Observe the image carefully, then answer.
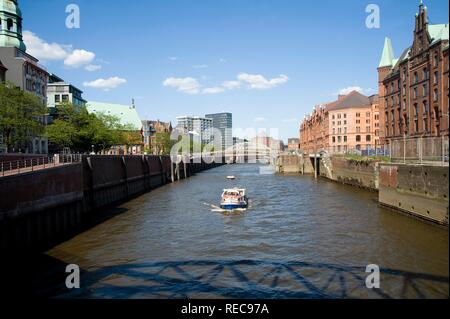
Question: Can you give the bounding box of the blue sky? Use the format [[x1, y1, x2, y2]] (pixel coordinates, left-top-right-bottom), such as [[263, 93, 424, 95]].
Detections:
[[21, 0, 449, 142]]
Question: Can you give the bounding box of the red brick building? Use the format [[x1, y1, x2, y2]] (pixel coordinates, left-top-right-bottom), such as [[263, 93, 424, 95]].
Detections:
[[299, 91, 380, 154], [378, 2, 449, 144]]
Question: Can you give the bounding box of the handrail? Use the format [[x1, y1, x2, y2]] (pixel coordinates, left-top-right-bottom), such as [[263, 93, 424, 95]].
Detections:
[[0, 154, 83, 177]]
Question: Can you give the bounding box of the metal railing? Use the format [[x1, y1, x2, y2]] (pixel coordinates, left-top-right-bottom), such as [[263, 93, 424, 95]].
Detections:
[[308, 136, 449, 166], [389, 136, 449, 165], [0, 154, 83, 177]]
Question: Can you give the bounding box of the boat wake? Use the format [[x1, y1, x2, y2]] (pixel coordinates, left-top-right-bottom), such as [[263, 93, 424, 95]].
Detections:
[[203, 202, 251, 214]]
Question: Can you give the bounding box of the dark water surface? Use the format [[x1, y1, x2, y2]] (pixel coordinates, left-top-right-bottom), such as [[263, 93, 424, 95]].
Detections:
[[46, 164, 449, 299]]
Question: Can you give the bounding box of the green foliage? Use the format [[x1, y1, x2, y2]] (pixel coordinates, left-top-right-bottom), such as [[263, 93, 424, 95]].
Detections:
[[45, 102, 142, 153], [0, 81, 47, 152]]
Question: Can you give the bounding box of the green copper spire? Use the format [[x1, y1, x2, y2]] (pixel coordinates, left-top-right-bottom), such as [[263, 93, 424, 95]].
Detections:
[[378, 37, 395, 68], [0, 0, 27, 52]]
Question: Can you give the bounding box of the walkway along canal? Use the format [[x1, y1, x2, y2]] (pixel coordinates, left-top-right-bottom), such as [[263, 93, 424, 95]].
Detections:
[[25, 164, 449, 299]]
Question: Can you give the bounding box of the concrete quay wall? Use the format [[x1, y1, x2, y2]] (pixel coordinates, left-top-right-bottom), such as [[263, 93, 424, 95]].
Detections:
[[0, 155, 224, 252], [320, 157, 379, 191], [378, 163, 449, 226]]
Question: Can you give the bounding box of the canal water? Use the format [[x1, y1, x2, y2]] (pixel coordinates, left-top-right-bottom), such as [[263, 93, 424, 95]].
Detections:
[[46, 164, 448, 299]]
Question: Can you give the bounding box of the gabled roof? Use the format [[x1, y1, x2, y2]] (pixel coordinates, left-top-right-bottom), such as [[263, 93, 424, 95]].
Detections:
[[87, 101, 142, 130], [379, 37, 395, 68], [327, 91, 372, 111], [428, 24, 449, 45]]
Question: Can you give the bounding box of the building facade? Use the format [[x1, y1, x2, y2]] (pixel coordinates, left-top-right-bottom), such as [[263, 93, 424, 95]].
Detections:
[[300, 91, 380, 154], [176, 116, 213, 145], [142, 120, 173, 154], [0, 0, 49, 154], [287, 138, 300, 152], [378, 2, 449, 144], [205, 112, 233, 151], [47, 74, 86, 109]]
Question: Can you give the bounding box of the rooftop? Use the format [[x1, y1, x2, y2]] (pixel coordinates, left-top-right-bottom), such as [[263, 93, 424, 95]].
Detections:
[[86, 101, 142, 130]]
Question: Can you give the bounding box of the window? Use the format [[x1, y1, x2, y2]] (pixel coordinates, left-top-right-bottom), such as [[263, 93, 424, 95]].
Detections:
[[343, 114, 347, 119], [7, 19, 13, 31], [414, 87, 418, 99], [356, 135, 361, 142], [332, 115, 335, 120], [366, 112, 370, 117], [366, 135, 371, 142], [423, 68, 429, 80], [343, 120, 347, 125], [62, 94, 69, 102], [366, 119, 370, 124], [414, 72, 419, 83], [344, 127, 347, 134], [366, 126, 371, 133], [344, 136, 347, 143], [434, 89, 438, 101], [356, 113, 361, 118], [423, 83, 428, 96], [356, 127, 361, 133], [337, 114, 341, 119], [55, 95, 60, 103], [434, 54, 439, 67], [356, 120, 360, 124], [414, 104, 419, 116], [332, 136, 336, 143], [338, 136, 342, 143], [424, 101, 428, 114], [434, 71, 438, 84]]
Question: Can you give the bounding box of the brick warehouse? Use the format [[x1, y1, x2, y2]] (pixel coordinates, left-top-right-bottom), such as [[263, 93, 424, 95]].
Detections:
[[377, 2, 449, 144], [299, 91, 380, 154]]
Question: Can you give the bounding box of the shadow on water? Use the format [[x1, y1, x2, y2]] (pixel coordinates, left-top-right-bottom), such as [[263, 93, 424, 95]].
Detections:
[[4, 256, 446, 299]]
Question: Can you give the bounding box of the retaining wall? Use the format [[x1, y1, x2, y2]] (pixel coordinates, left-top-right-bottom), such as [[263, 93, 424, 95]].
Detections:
[[378, 163, 449, 226], [0, 155, 224, 252]]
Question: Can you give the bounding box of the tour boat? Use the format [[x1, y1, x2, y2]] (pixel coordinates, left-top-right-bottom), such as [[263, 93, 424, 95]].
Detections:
[[220, 188, 248, 210], [226, 176, 236, 180]]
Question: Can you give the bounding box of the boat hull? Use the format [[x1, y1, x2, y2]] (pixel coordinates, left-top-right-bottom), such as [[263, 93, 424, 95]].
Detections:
[[220, 203, 248, 210]]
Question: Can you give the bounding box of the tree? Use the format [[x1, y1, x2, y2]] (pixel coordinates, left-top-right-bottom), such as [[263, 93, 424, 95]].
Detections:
[[45, 102, 126, 153], [0, 81, 47, 153]]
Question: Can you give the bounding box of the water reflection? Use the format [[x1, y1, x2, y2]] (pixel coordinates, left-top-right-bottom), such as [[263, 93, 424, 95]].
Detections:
[[47, 164, 449, 298]]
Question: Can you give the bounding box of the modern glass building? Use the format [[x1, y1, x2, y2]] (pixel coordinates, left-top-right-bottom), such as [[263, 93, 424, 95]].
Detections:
[[205, 112, 233, 151]]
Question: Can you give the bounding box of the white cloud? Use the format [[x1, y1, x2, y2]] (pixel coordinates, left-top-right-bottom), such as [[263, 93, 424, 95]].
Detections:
[[64, 49, 96, 68], [23, 31, 70, 61], [219, 58, 227, 63], [83, 77, 127, 91], [202, 87, 225, 94], [163, 77, 201, 95], [192, 64, 208, 69], [85, 64, 102, 72], [254, 117, 267, 123], [169, 56, 178, 61], [283, 118, 299, 123], [222, 80, 241, 90], [237, 73, 289, 90], [336, 86, 376, 96], [337, 86, 364, 95]]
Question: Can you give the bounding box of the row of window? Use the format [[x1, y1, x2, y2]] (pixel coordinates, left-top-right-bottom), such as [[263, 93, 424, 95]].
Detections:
[[332, 135, 372, 143], [54, 94, 69, 103]]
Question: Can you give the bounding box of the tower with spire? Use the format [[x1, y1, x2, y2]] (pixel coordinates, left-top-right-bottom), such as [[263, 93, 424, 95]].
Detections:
[[0, 0, 26, 52], [377, 0, 449, 144]]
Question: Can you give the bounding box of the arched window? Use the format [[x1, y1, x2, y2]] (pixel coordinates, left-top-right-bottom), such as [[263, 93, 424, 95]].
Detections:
[[356, 135, 361, 142], [7, 19, 13, 31], [366, 135, 371, 142]]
